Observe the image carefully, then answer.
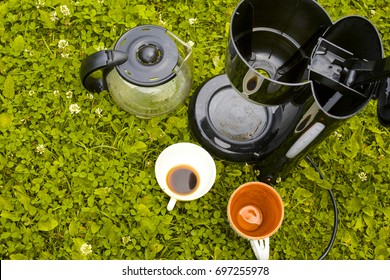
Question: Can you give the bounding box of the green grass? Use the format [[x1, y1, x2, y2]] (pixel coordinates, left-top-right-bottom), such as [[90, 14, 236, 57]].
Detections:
[[0, 0, 389, 260]]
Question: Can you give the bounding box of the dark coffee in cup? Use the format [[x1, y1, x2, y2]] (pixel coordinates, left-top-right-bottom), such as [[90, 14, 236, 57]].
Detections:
[[155, 142, 216, 211], [166, 165, 200, 195]]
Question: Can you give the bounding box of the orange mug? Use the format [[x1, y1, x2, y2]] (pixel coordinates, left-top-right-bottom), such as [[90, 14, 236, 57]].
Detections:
[[227, 182, 284, 259]]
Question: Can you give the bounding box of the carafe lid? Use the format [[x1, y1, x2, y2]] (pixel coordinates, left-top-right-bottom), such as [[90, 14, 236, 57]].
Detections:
[[114, 25, 179, 87]]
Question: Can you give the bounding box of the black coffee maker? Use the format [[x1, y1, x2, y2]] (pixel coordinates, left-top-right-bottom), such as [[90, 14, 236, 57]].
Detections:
[[189, 0, 390, 183]]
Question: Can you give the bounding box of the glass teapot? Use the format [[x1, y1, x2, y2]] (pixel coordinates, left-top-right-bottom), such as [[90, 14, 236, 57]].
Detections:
[[80, 25, 193, 118]]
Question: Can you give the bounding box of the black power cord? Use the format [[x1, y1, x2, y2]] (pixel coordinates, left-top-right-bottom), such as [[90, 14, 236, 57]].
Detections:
[[305, 155, 339, 260]]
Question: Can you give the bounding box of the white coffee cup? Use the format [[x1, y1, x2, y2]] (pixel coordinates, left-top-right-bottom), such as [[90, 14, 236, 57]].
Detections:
[[155, 142, 216, 211]]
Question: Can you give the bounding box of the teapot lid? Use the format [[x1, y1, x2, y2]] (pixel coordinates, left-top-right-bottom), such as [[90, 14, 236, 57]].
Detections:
[[114, 25, 179, 87]]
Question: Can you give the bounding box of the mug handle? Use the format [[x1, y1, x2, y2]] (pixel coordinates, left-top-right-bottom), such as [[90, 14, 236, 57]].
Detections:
[[79, 50, 128, 93], [167, 197, 177, 211], [250, 238, 270, 260]]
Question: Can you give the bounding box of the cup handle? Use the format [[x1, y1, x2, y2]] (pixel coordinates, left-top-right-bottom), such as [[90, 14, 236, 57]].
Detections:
[[167, 197, 177, 211], [250, 238, 270, 260]]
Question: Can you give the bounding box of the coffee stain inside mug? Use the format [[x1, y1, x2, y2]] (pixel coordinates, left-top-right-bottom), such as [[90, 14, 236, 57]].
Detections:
[[166, 164, 200, 195], [237, 205, 263, 232]]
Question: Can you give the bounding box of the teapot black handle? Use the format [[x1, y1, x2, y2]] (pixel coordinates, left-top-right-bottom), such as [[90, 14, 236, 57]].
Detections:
[[80, 50, 128, 93]]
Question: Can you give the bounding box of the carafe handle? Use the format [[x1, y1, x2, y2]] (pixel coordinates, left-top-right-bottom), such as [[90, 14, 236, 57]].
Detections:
[[80, 50, 128, 93]]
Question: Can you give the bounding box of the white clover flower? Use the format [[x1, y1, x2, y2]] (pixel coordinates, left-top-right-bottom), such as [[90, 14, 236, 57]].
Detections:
[[87, 93, 94, 99], [61, 52, 70, 58], [58, 39, 69, 49], [66, 91, 73, 99], [80, 243, 92, 256], [24, 49, 33, 57], [36, 144, 45, 154], [122, 236, 131, 245], [189, 18, 197, 25], [212, 56, 221, 67], [28, 90, 36, 96], [95, 108, 103, 118], [60, 5, 71, 16], [95, 45, 105, 52], [50, 11, 58, 22], [187, 40, 195, 47], [69, 104, 81, 114], [98, 0, 104, 4], [158, 13, 167, 26], [332, 131, 342, 139], [35, 0, 45, 9], [358, 172, 367, 182], [53, 90, 60, 96]]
